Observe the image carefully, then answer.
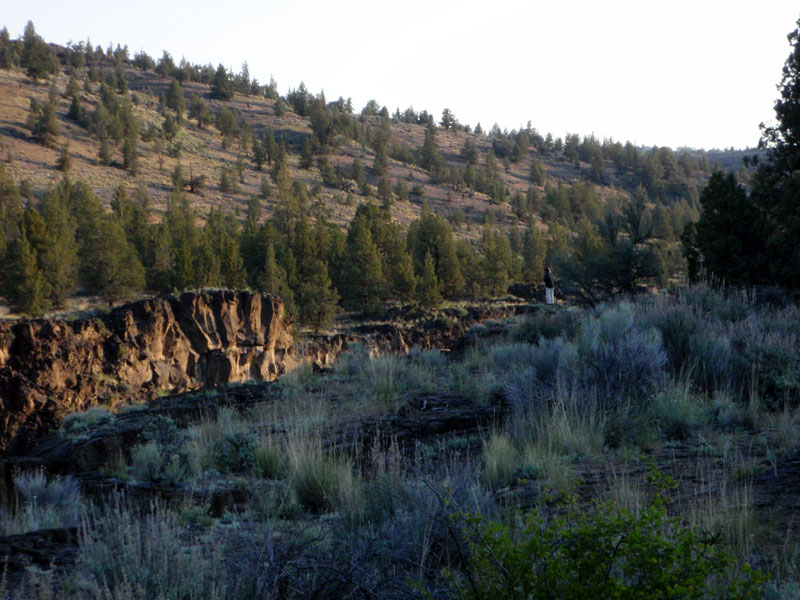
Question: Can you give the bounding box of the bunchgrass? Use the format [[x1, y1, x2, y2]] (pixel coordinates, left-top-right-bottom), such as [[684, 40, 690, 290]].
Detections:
[[481, 432, 519, 488]]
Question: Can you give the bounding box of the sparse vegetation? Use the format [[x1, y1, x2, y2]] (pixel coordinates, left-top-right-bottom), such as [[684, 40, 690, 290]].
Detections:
[[1, 15, 800, 600]]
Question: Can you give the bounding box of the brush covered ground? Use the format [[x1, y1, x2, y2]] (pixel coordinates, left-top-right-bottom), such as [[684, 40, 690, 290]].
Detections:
[[1, 284, 799, 599], [0, 47, 735, 237]]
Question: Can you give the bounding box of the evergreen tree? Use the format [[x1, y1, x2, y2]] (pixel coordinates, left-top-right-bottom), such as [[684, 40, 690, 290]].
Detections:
[[79, 214, 144, 305], [122, 128, 139, 175], [688, 172, 765, 284], [340, 216, 386, 311], [98, 138, 113, 166], [298, 258, 339, 331], [373, 139, 389, 179], [256, 240, 295, 316], [165, 79, 186, 123], [478, 225, 513, 297], [752, 17, 800, 288], [387, 246, 416, 302], [521, 223, 547, 284], [528, 157, 546, 185], [20, 21, 57, 81], [193, 229, 221, 287], [416, 251, 441, 307], [67, 95, 88, 126], [440, 108, 456, 130], [407, 208, 464, 296], [211, 64, 234, 100], [460, 138, 479, 164], [27, 85, 59, 147], [2, 228, 50, 316], [420, 123, 443, 173], [56, 142, 72, 172], [155, 51, 176, 78], [300, 136, 315, 169], [309, 97, 334, 148], [0, 167, 23, 272], [204, 208, 246, 288], [252, 135, 267, 170], [263, 129, 278, 166], [112, 183, 151, 264], [188, 95, 212, 129], [378, 177, 393, 211], [38, 183, 79, 308], [0, 27, 17, 69], [351, 156, 368, 194]]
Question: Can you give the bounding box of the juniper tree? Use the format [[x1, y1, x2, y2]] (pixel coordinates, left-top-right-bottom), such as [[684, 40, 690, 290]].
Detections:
[[252, 135, 267, 170], [521, 222, 546, 284], [56, 142, 72, 172], [27, 84, 59, 147], [165, 79, 186, 123], [461, 138, 479, 165], [528, 157, 546, 185], [38, 184, 79, 308], [256, 240, 295, 315], [407, 208, 464, 296], [122, 129, 139, 175], [211, 64, 234, 100], [478, 225, 513, 297], [416, 251, 441, 307], [20, 21, 57, 81], [2, 227, 50, 316], [298, 258, 339, 331], [0, 27, 16, 69], [340, 215, 386, 311], [188, 95, 211, 129], [300, 136, 315, 169]]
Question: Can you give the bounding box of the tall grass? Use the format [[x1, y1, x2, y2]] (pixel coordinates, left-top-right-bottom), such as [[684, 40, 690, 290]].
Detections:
[[1, 469, 81, 534], [75, 495, 226, 599], [481, 432, 518, 488], [284, 432, 361, 513]]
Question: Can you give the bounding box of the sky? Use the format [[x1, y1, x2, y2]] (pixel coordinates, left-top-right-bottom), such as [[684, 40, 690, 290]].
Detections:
[[3, 1, 798, 150]]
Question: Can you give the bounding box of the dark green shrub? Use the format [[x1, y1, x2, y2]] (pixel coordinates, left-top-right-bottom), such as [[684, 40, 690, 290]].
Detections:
[[450, 472, 763, 599]]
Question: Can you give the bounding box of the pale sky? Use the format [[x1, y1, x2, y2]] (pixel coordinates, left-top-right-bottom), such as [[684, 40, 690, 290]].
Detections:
[[3, 1, 798, 150]]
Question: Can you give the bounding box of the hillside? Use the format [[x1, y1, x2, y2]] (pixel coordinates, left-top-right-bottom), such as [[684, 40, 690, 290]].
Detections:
[[0, 40, 746, 235], [0, 26, 773, 328]]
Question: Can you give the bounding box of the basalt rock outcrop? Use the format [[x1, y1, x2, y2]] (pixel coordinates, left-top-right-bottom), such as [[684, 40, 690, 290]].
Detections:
[[303, 300, 534, 368], [0, 290, 294, 456]]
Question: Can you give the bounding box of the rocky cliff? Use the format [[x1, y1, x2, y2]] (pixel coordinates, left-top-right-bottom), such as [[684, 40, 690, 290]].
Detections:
[[0, 290, 294, 455]]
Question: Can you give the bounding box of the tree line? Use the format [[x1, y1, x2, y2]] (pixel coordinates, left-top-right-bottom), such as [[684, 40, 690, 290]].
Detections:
[[683, 17, 800, 291], [0, 155, 688, 323]]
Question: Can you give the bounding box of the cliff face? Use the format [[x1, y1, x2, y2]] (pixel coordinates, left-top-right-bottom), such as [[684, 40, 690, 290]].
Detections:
[[0, 290, 295, 455]]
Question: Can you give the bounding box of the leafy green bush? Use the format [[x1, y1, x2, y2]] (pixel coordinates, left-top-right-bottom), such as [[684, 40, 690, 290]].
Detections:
[[450, 472, 763, 599]]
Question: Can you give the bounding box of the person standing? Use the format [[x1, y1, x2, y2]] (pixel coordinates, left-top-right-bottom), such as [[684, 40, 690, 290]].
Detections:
[[544, 267, 555, 305]]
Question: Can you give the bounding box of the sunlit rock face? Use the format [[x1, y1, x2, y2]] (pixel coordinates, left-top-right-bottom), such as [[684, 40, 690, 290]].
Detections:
[[0, 290, 295, 455]]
